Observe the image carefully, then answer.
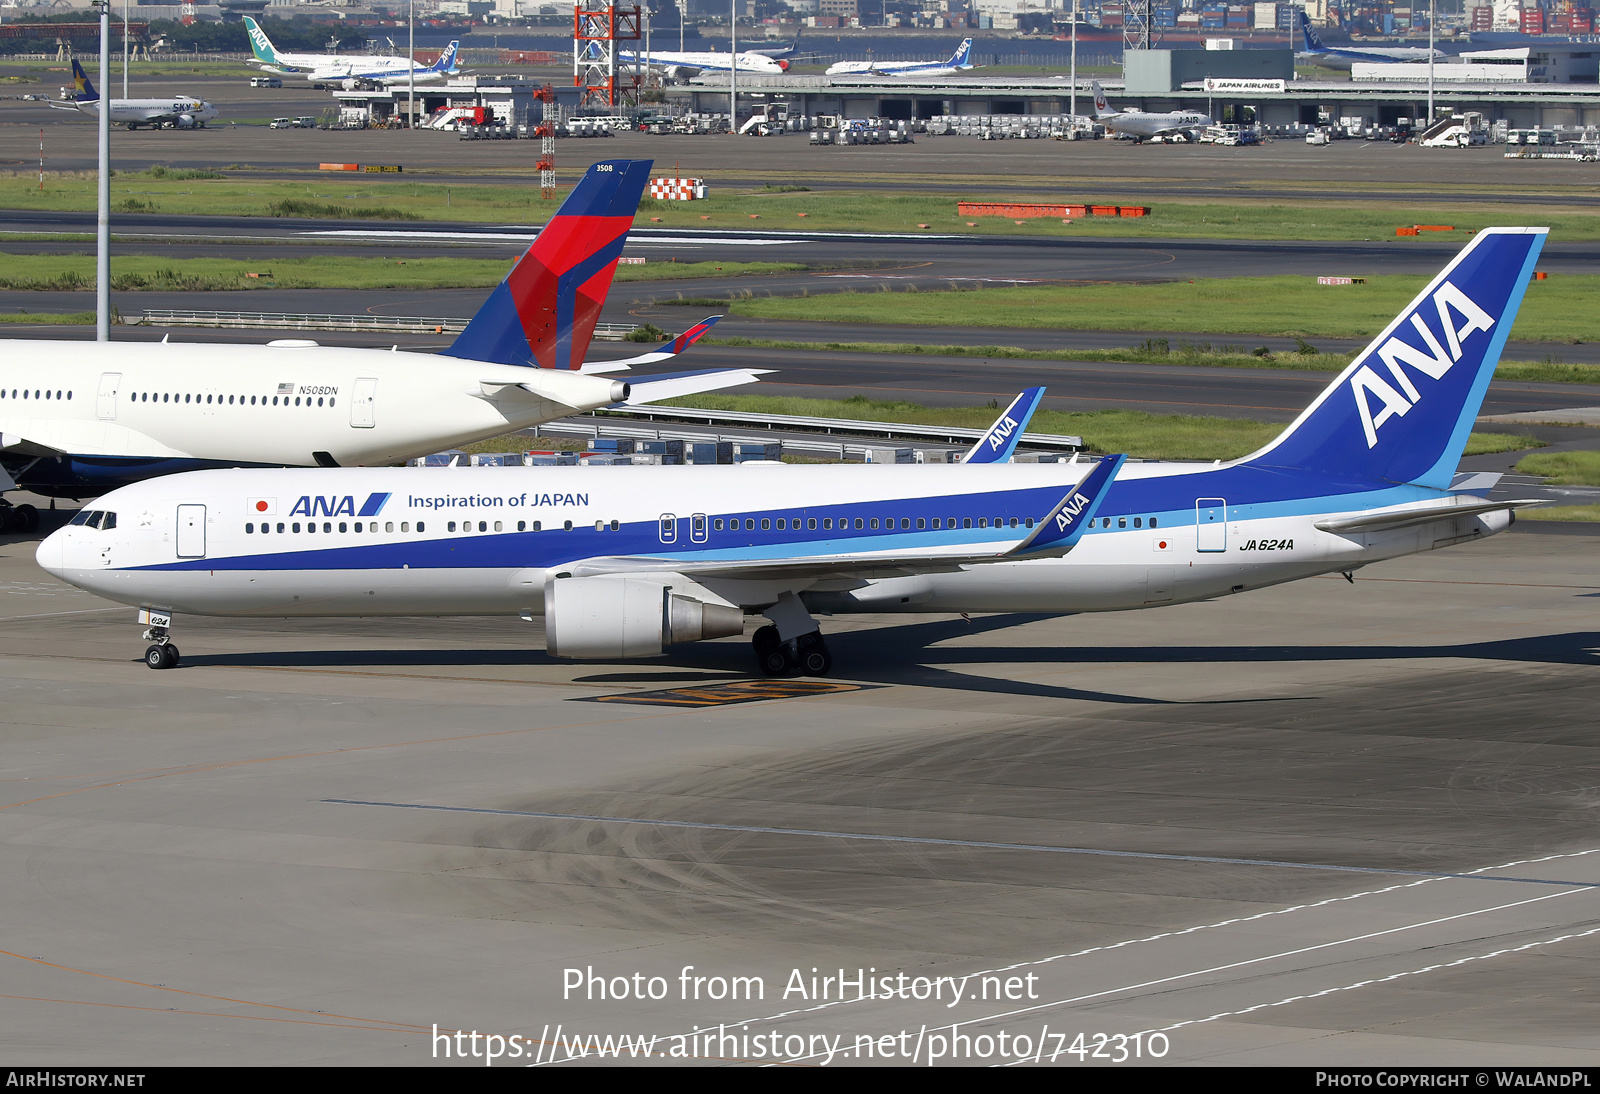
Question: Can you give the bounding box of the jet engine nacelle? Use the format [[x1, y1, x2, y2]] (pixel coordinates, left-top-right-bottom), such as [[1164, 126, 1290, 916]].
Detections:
[[175, 114, 196, 129], [544, 575, 744, 659]]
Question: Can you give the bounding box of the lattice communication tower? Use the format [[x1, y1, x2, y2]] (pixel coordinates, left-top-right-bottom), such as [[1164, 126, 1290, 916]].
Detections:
[[1122, 0, 1159, 51], [574, 1, 643, 108]]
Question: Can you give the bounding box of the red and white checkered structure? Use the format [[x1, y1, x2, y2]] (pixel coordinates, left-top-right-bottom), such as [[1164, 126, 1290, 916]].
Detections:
[[649, 176, 704, 201]]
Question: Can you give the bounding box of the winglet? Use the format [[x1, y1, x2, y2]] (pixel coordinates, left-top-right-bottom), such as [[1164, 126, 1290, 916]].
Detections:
[[962, 387, 1044, 464], [580, 315, 724, 372], [1007, 454, 1125, 558]]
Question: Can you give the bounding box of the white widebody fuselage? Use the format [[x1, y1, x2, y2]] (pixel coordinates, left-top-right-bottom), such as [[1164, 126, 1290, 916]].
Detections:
[[0, 339, 625, 473], [37, 460, 1507, 623]]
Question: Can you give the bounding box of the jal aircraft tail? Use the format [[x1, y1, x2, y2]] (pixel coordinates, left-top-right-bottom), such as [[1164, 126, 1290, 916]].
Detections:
[[69, 59, 97, 102], [1238, 227, 1546, 491], [1089, 79, 1116, 118], [950, 38, 974, 69], [443, 159, 653, 371]]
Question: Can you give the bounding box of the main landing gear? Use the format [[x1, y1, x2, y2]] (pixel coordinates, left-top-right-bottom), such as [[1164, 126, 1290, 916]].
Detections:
[[752, 626, 831, 677], [751, 592, 831, 677], [0, 501, 39, 534], [142, 616, 179, 670]]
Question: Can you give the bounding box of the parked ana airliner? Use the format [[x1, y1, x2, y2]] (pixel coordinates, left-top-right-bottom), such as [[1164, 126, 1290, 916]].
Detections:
[[0, 159, 758, 514], [39, 230, 1546, 676], [585, 41, 787, 80], [1090, 80, 1211, 141], [1295, 11, 1443, 72], [51, 59, 216, 130], [244, 18, 460, 85], [826, 38, 974, 77]]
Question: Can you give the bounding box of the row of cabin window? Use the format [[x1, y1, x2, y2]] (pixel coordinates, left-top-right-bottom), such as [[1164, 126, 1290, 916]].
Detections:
[[244, 518, 624, 535], [1, 389, 69, 401], [132, 392, 334, 407], [1099, 516, 1156, 528], [710, 515, 1037, 533]]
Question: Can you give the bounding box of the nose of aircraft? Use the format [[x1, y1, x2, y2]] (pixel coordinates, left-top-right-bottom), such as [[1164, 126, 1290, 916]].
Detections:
[[36, 525, 66, 580]]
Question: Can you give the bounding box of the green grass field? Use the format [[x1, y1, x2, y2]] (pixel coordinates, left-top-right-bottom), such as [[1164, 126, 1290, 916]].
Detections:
[[1515, 450, 1600, 485], [654, 393, 1529, 462], [0, 252, 804, 292], [701, 335, 1600, 385], [716, 275, 1600, 343], [1519, 504, 1600, 521], [4, 169, 1599, 241]]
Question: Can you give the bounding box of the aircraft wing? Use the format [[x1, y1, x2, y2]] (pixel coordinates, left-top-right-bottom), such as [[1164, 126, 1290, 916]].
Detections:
[[580, 316, 723, 373], [563, 456, 1124, 582], [46, 100, 87, 112], [0, 420, 191, 459]]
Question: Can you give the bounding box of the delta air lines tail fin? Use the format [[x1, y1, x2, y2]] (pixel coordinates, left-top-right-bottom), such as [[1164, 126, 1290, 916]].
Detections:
[[443, 159, 652, 371], [1238, 227, 1546, 490]]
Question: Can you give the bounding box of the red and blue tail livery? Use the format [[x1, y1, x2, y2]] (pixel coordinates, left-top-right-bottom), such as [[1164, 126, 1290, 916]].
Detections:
[[444, 160, 653, 371]]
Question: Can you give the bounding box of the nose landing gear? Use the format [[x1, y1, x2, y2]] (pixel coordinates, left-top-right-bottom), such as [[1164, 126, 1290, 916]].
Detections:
[[140, 610, 179, 669]]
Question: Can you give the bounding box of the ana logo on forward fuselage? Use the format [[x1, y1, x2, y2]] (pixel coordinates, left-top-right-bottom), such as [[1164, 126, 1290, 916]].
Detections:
[[1348, 280, 1496, 448], [288, 492, 391, 518]]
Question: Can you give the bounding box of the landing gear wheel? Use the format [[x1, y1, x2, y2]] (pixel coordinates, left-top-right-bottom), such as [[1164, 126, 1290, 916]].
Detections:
[[14, 505, 38, 534], [164, 645, 180, 667], [753, 625, 789, 676], [794, 632, 831, 676], [145, 644, 175, 670]]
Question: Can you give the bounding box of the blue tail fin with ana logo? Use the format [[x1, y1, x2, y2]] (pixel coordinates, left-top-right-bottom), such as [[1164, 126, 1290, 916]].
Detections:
[[1239, 227, 1546, 490]]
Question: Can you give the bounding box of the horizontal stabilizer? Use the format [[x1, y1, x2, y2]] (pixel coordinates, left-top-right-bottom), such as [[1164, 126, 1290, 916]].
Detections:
[[615, 367, 768, 406], [1315, 497, 1542, 535]]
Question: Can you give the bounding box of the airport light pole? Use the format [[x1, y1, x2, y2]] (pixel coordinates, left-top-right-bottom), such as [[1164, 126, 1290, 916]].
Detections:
[[1070, 0, 1077, 117], [408, 0, 415, 129], [122, 0, 128, 99], [1427, 0, 1436, 125], [729, 0, 736, 132], [95, 0, 110, 343]]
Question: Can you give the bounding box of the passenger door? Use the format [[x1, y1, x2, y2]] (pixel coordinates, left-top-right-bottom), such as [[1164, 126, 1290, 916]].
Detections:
[[1196, 499, 1226, 553], [351, 377, 377, 428], [175, 504, 206, 559], [96, 373, 121, 421]]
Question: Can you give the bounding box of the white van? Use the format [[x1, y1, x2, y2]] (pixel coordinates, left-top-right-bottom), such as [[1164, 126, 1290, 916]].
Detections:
[[249, 76, 282, 88]]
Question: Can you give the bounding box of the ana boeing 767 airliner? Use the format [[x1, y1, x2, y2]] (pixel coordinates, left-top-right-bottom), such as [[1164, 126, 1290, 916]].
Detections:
[[37, 229, 1546, 676]]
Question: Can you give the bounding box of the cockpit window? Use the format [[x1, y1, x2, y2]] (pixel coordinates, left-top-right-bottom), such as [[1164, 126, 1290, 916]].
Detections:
[[100, 512, 116, 531], [69, 510, 92, 526]]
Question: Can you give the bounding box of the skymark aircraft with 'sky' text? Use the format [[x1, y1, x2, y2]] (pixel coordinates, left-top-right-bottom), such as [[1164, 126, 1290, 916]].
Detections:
[[0, 160, 757, 527], [50, 59, 216, 130], [38, 229, 1547, 676]]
